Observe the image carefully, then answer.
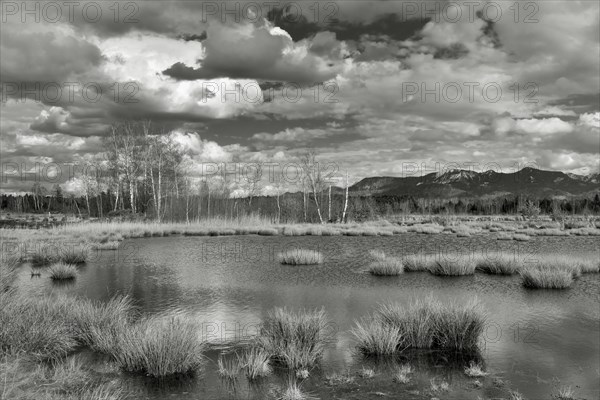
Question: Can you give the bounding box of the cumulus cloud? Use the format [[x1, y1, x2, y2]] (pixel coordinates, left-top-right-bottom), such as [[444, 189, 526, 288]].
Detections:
[[163, 20, 346, 84]]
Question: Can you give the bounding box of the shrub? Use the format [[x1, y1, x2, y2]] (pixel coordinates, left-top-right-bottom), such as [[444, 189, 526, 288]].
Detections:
[[278, 249, 323, 265]]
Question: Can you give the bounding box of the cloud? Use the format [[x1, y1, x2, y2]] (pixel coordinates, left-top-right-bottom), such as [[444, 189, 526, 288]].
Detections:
[[163, 21, 346, 84]]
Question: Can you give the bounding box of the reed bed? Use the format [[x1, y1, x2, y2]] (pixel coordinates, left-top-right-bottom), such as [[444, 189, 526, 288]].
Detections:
[[258, 307, 331, 370], [278, 249, 323, 265]]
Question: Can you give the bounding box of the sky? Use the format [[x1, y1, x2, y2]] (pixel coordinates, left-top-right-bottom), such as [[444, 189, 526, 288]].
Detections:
[[1, 0, 599, 194]]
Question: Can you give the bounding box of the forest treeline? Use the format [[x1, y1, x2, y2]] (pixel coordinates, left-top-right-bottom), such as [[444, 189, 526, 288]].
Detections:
[[1, 121, 599, 222]]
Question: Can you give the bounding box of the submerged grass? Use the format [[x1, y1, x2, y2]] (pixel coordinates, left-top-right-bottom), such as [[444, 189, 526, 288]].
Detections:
[[278, 249, 323, 265], [258, 307, 330, 370]]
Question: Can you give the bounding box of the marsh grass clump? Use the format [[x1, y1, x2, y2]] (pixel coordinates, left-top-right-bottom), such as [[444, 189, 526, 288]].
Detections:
[[476, 254, 521, 275], [217, 354, 241, 380], [73, 296, 135, 354], [111, 316, 205, 377], [464, 361, 488, 377], [48, 262, 77, 280], [402, 255, 434, 272], [0, 294, 80, 360], [241, 347, 272, 380], [497, 233, 513, 240], [360, 298, 485, 353], [554, 386, 575, 400], [430, 378, 450, 392], [258, 307, 330, 369], [92, 241, 120, 250], [280, 380, 308, 400], [368, 259, 404, 276], [358, 367, 375, 379], [521, 267, 573, 289], [352, 318, 403, 356], [30, 247, 59, 266], [258, 228, 279, 236], [0, 256, 19, 292], [59, 246, 89, 264], [512, 234, 531, 242], [393, 364, 413, 384], [278, 249, 323, 265], [428, 257, 476, 276]]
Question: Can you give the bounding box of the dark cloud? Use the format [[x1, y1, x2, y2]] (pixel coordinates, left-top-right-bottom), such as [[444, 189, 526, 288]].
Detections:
[[162, 22, 343, 84]]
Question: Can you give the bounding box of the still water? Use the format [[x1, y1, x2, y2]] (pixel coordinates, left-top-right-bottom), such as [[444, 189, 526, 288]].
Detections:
[[16, 234, 600, 399]]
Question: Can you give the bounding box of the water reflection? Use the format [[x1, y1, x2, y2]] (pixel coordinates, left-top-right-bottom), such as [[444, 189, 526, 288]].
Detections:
[[14, 234, 600, 400]]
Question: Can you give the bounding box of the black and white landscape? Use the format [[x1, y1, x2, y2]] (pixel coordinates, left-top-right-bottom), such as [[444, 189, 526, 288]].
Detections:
[[1, 1, 599, 400]]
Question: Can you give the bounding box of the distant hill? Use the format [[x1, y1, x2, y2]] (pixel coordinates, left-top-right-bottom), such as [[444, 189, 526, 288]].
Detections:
[[349, 167, 600, 198]]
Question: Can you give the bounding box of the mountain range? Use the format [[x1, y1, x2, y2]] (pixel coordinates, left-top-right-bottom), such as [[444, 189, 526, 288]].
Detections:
[[348, 167, 600, 198]]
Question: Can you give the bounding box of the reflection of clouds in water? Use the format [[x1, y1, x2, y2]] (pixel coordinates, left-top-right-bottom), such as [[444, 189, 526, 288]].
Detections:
[[13, 235, 599, 399]]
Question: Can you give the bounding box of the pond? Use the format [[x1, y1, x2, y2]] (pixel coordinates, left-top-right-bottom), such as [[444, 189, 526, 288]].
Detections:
[[15, 233, 600, 399]]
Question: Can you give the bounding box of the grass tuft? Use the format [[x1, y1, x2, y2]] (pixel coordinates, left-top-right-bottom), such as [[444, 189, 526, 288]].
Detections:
[[110, 315, 205, 377], [428, 257, 476, 276], [464, 361, 488, 377], [48, 262, 77, 280], [476, 254, 520, 275], [393, 364, 413, 384], [241, 347, 272, 380], [278, 249, 323, 265], [521, 267, 573, 289], [258, 307, 330, 369], [352, 318, 403, 356], [368, 259, 404, 276], [217, 354, 241, 380], [356, 297, 485, 354]]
